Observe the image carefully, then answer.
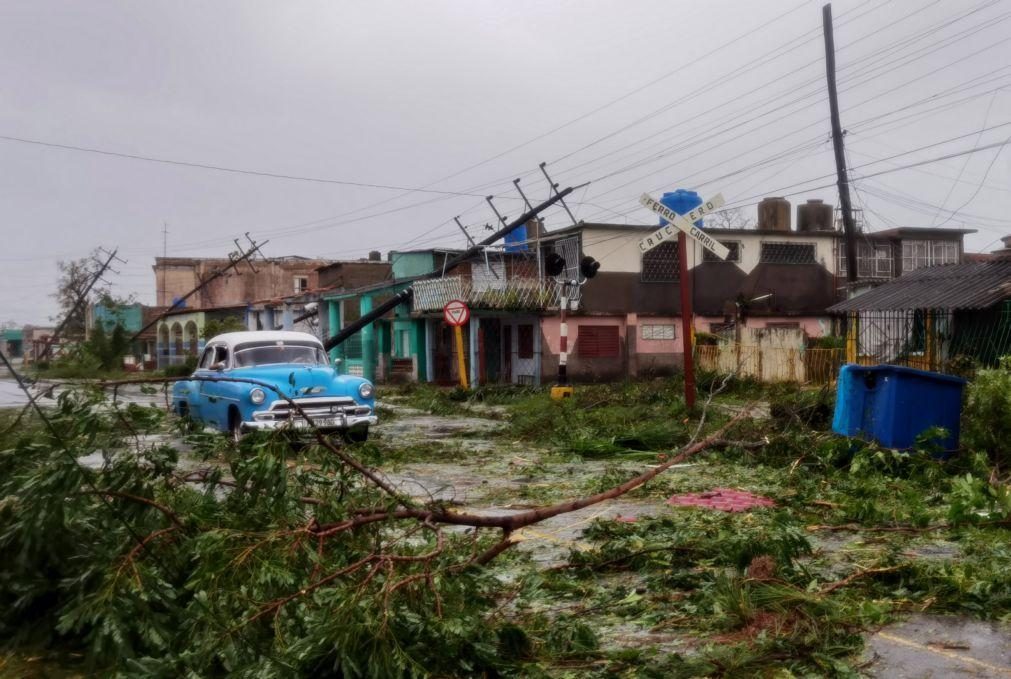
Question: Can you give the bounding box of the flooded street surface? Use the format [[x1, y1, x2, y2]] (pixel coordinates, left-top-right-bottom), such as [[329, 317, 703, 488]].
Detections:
[[0, 378, 29, 408], [863, 614, 1011, 678], [0, 378, 171, 410]]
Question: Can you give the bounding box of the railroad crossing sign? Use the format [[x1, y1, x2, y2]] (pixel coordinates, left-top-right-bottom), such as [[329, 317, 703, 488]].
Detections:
[[443, 299, 470, 327], [638, 192, 729, 260]]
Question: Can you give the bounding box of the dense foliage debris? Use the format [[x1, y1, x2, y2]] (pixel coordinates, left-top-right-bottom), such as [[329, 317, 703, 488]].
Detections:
[[2, 370, 1011, 676]]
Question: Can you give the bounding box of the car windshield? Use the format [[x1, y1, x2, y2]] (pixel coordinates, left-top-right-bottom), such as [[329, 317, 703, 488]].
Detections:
[[232, 342, 328, 368]]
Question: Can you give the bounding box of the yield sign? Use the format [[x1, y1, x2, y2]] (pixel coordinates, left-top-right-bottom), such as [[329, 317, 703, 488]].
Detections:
[[638, 192, 729, 260], [443, 299, 470, 327]]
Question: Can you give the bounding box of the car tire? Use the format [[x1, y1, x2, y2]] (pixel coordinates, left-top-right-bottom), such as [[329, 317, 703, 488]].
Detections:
[[229, 408, 244, 444], [344, 427, 369, 444], [176, 402, 199, 433]]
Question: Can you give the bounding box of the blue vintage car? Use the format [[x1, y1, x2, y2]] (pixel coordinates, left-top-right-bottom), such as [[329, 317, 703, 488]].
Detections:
[[171, 331, 376, 442]]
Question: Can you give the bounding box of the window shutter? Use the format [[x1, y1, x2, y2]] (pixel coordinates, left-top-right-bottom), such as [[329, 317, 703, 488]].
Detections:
[[577, 326, 620, 358]]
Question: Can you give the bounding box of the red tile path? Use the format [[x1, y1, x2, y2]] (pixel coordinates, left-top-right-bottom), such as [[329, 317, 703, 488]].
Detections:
[[666, 488, 775, 513]]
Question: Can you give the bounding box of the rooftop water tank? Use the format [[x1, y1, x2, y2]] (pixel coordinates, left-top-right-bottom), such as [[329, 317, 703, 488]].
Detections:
[[797, 199, 834, 232], [659, 189, 703, 228], [504, 222, 528, 252], [757, 197, 791, 231]]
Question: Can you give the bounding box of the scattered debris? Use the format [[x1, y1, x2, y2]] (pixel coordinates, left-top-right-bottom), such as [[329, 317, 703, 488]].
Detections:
[[666, 487, 776, 512]]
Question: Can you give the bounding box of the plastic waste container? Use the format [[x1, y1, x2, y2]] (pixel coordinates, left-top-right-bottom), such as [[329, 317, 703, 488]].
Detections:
[[832, 364, 967, 453]]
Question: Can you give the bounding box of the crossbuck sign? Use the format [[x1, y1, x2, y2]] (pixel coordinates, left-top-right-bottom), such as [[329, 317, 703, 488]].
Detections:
[[638, 192, 729, 260]]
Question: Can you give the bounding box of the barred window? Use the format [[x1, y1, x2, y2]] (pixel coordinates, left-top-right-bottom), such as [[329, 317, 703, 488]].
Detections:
[[838, 242, 892, 278], [641, 324, 675, 340], [702, 241, 742, 263], [641, 241, 679, 282], [902, 240, 958, 273], [760, 241, 816, 264]]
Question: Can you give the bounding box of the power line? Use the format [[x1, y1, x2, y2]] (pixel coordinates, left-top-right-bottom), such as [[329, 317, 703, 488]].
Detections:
[[0, 133, 502, 197]]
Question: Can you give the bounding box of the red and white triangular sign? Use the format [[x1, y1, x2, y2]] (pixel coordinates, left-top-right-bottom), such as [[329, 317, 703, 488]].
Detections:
[[443, 299, 471, 327]]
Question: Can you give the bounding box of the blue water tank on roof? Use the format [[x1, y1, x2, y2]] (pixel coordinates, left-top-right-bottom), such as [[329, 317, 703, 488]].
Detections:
[[504, 223, 528, 252], [832, 364, 967, 454], [659, 189, 704, 228]]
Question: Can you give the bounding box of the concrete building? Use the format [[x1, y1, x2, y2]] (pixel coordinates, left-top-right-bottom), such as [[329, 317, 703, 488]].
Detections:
[[314, 198, 977, 384], [86, 302, 168, 370], [153, 255, 332, 308], [154, 305, 246, 368], [2, 328, 23, 359], [21, 325, 59, 365]]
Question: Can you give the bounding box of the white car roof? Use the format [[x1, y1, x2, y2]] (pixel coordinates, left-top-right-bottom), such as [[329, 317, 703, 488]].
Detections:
[[208, 331, 324, 349]]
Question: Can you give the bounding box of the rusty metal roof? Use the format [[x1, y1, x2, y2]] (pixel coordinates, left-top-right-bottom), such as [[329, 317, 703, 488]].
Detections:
[[829, 261, 1011, 312]]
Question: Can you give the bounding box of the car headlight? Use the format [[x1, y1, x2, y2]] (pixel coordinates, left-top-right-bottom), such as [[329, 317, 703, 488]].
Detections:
[[358, 382, 374, 399], [250, 388, 266, 405]]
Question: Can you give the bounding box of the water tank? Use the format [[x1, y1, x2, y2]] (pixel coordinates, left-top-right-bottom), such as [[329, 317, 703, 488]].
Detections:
[[659, 189, 703, 227], [797, 199, 834, 232], [757, 197, 791, 231], [504, 222, 528, 252]]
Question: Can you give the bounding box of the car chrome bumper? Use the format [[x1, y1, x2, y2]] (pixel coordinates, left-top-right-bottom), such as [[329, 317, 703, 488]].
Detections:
[[245, 397, 376, 432], [244, 413, 377, 432]]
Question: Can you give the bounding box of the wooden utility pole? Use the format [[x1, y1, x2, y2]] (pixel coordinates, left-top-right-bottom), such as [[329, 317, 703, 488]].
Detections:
[[822, 3, 858, 286], [824, 2, 861, 363]]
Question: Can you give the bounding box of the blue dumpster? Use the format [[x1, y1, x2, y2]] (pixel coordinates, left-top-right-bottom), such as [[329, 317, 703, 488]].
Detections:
[[832, 364, 967, 452]]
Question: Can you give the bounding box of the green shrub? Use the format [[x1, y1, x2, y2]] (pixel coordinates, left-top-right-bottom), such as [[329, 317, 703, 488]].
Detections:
[[161, 356, 198, 377], [962, 358, 1011, 464]]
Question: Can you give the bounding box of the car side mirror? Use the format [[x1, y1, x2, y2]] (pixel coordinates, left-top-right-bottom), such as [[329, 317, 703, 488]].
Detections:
[[211, 361, 226, 372]]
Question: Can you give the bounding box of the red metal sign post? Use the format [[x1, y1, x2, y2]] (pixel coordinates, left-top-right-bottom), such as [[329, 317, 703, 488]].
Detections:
[[638, 192, 727, 411], [678, 231, 696, 409]]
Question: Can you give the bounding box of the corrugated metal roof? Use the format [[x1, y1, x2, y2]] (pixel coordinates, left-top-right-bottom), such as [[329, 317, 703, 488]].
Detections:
[[829, 261, 1011, 312]]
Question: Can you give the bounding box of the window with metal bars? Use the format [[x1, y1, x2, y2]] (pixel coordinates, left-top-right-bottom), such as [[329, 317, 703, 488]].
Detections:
[[552, 236, 581, 282], [760, 241, 816, 264], [641, 241, 679, 282], [702, 241, 742, 263], [901, 240, 958, 273], [837, 242, 893, 278]]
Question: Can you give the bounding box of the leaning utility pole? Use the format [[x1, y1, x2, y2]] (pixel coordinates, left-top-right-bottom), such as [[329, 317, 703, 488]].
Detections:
[[128, 236, 267, 345], [39, 247, 122, 361], [822, 3, 858, 286], [324, 184, 583, 351]]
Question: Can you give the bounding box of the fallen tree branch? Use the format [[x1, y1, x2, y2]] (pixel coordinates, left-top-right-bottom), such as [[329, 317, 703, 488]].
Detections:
[[79, 489, 185, 528], [819, 565, 904, 595]]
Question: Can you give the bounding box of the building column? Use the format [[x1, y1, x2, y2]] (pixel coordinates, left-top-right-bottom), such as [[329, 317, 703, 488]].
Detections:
[[282, 303, 294, 331], [469, 315, 480, 387], [264, 307, 276, 332], [165, 324, 175, 367], [409, 319, 425, 382], [361, 296, 375, 382], [533, 318, 542, 387], [425, 319, 435, 383], [327, 301, 340, 365]]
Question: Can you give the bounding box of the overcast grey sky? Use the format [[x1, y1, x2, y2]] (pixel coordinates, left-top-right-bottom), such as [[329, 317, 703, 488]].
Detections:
[[2, 0, 1009, 324]]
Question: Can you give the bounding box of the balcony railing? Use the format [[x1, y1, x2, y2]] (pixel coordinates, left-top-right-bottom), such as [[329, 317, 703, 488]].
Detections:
[[412, 275, 558, 313]]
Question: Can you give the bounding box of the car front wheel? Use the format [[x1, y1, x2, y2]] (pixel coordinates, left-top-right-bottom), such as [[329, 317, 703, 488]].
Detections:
[[229, 408, 245, 444], [344, 427, 369, 443]]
